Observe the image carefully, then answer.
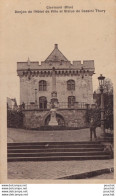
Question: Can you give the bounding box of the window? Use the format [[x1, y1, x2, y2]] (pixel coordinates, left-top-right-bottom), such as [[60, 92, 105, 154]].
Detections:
[[68, 96, 75, 108], [67, 80, 75, 90], [39, 96, 47, 109], [39, 80, 47, 91]]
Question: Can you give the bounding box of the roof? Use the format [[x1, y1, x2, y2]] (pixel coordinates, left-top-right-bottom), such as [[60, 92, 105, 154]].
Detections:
[[45, 44, 69, 62]]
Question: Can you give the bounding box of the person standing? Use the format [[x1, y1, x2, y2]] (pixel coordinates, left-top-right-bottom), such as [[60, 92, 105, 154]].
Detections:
[[90, 117, 97, 141]]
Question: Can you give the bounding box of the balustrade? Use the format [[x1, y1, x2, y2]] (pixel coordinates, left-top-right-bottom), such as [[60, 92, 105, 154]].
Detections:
[[20, 102, 95, 110]]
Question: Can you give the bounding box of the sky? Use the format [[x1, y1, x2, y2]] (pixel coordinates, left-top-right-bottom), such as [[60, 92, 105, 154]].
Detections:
[[1, 0, 116, 104]]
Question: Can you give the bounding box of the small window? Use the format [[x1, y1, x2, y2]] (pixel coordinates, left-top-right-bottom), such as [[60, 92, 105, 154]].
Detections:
[[68, 96, 75, 108], [39, 80, 47, 91], [67, 80, 75, 90]]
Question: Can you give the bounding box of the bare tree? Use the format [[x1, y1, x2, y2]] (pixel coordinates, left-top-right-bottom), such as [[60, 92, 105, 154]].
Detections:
[[93, 78, 113, 131], [94, 78, 113, 95]]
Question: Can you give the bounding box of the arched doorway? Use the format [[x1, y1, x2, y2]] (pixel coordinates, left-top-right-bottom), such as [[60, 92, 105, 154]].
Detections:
[[45, 113, 65, 126]]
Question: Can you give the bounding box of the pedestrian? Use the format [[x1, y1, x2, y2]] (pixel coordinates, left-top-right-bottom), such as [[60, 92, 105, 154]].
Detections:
[[90, 117, 97, 141], [22, 102, 25, 109]]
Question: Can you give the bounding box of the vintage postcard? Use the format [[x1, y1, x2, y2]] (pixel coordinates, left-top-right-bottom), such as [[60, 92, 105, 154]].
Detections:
[[0, 0, 116, 183]]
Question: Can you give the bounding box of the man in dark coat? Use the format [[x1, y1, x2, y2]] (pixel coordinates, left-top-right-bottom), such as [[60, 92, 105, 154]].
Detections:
[[90, 117, 97, 141]]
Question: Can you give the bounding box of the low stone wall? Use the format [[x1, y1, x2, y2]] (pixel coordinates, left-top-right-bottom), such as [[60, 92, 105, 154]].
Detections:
[[58, 109, 87, 128], [23, 109, 88, 129], [23, 110, 49, 129]]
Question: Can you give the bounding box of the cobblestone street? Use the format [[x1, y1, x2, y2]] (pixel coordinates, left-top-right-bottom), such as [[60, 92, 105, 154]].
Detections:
[[7, 128, 114, 179]]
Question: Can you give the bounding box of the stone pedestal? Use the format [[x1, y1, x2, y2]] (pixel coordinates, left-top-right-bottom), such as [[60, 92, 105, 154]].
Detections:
[[51, 91, 59, 108], [49, 69, 58, 126], [49, 108, 58, 126]]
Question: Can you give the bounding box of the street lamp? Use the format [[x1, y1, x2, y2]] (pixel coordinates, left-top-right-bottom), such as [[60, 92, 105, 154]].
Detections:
[[98, 74, 105, 136], [34, 88, 37, 105]]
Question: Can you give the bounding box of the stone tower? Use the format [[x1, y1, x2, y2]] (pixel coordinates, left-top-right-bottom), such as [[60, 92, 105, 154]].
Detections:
[[17, 44, 95, 128]]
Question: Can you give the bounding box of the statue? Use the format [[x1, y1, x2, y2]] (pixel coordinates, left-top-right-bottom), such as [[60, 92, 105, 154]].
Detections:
[[49, 104, 58, 126]]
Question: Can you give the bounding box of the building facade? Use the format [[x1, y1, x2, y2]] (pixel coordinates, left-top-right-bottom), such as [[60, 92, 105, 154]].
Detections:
[[17, 44, 95, 129], [7, 97, 18, 111]]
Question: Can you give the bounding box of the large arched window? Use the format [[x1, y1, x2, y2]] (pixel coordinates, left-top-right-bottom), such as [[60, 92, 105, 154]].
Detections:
[[39, 80, 47, 91], [68, 96, 75, 108], [67, 80, 75, 90], [39, 96, 47, 109]]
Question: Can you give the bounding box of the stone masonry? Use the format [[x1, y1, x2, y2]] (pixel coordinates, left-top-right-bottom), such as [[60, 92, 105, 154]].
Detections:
[[17, 44, 95, 128], [23, 109, 87, 129]]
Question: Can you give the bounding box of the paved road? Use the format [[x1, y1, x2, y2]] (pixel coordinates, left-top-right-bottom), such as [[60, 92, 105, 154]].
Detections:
[[8, 159, 113, 179], [7, 127, 102, 143]]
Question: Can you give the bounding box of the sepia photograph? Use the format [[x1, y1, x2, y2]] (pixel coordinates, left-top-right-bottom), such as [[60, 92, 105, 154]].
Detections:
[[0, 0, 115, 182], [7, 43, 114, 180]]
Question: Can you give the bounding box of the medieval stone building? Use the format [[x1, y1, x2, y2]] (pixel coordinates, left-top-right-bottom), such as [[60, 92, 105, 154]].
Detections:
[[17, 44, 95, 129]]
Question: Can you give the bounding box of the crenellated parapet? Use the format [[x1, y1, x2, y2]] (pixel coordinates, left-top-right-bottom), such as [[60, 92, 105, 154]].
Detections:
[[73, 60, 94, 71], [17, 44, 95, 78], [17, 60, 95, 79]]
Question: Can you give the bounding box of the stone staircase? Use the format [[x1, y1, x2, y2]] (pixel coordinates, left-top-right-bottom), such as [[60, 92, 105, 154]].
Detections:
[[7, 141, 113, 162]]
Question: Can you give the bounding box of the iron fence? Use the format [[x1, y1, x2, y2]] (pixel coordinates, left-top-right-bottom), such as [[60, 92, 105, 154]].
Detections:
[[19, 102, 96, 110]]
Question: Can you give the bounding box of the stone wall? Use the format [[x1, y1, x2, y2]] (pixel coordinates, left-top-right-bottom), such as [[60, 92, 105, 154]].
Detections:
[[23, 110, 49, 129], [23, 109, 88, 129], [20, 74, 93, 105], [58, 109, 87, 128]]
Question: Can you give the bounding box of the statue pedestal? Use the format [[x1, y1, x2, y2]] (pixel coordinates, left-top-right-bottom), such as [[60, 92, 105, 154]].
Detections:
[[49, 108, 58, 126]]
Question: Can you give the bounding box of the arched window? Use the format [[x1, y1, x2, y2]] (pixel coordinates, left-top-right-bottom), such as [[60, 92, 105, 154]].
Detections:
[[68, 96, 75, 108], [67, 80, 75, 90], [39, 96, 47, 109], [39, 80, 47, 91]]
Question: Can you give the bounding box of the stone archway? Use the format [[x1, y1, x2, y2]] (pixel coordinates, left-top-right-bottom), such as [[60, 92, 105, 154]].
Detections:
[[45, 113, 65, 126]]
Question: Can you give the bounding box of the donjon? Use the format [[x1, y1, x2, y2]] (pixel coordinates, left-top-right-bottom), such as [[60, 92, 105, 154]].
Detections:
[[17, 44, 95, 129]]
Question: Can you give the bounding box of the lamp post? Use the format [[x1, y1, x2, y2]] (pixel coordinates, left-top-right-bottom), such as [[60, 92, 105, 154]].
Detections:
[[98, 74, 105, 136], [34, 88, 37, 105]]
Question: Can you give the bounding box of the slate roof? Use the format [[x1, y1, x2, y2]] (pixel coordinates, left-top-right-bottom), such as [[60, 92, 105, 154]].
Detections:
[[45, 44, 69, 62]]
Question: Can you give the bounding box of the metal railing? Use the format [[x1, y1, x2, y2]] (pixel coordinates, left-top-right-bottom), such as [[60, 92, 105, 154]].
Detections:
[[20, 102, 96, 110]]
